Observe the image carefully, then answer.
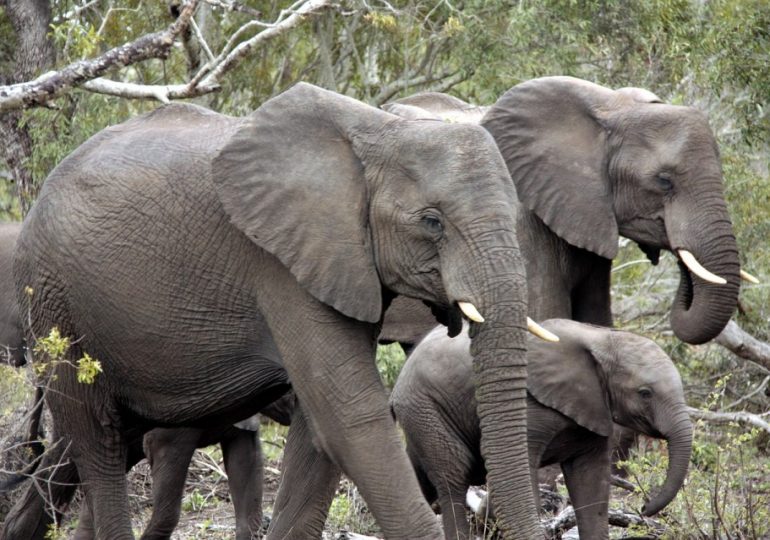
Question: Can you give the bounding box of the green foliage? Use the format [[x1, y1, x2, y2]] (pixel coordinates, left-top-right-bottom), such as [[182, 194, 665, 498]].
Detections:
[[621, 426, 770, 539], [260, 419, 288, 462], [376, 343, 406, 390], [32, 326, 102, 385], [0, 365, 30, 416], [325, 481, 379, 535], [76, 352, 102, 384], [182, 488, 208, 512]]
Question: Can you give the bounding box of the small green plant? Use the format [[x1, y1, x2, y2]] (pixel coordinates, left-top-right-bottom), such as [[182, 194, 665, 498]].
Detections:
[[183, 488, 207, 512], [327, 493, 354, 528], [376, 343, 406, 390], [32, 327, 102, 385]]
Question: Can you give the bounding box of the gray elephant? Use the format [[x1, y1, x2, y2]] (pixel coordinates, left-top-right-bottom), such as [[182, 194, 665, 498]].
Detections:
[[391, 319, 693, 540], [380, 76, 742, 350], [0, 222, 23, 367], [262, 76, 743, 534], [0, 223, 290, 540], [7, 83, 538, 539]]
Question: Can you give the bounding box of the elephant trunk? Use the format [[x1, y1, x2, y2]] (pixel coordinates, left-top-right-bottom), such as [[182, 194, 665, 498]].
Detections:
[[464, 242, 540, 538], [668, 193, 740, 345], [642, 406, 693, 516]]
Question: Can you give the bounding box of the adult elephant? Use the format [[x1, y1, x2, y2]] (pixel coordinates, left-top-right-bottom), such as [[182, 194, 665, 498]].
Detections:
[[0, 225, 288, 540], [8, 83, 538, 539], [391, 319, 693, 540], [381, 76, 742, 348]]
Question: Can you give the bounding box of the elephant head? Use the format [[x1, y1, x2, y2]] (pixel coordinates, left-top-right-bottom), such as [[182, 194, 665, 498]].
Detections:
[[213, 83, 539, 535], [527, 319, 693, 515], [482, 76, 740, 344]]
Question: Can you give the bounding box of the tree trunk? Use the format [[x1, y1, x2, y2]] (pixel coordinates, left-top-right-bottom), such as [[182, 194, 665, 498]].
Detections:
[[0, 0, 55, 214]]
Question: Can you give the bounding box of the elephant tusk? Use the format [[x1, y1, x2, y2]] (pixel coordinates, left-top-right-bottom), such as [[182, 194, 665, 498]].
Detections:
[[740, 269, 760, 284], [527, 317, 560, 342], [458, 301, 484, 323], [677, 250, 727, 285]]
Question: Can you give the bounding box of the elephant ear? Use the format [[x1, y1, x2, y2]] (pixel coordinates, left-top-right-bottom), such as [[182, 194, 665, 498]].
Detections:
[[213, 83, 393, 323], [526, 319, 613, 437], [481, 76, 619, 259]]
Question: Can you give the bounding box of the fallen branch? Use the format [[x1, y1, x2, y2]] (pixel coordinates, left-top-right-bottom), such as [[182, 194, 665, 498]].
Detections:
[[715, 319, 770, 372], [543, 506, 666, 538], [0, 0, 199, 112], [688, 407, 770, 434]]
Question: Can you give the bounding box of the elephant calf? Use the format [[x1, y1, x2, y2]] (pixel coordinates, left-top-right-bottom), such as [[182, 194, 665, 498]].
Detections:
[[390, 319, 693, 540]]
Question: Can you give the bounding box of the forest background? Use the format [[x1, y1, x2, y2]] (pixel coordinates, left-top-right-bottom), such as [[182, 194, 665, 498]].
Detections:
[[0, 0, 769, 538]]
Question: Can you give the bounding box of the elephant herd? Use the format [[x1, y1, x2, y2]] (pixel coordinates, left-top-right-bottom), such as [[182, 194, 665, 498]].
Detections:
[[0, 76, 748, 539]]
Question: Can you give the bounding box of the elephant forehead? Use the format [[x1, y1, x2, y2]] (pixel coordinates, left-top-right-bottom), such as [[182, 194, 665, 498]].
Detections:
[[611, 333, 682, 384], [393, 124, 512, 190]]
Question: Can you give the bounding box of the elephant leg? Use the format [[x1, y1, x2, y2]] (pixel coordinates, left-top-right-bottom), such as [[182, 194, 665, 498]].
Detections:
[[268, 403, 341, 539], [0, 434, 79, 540], [75, 432, 145, 540], [436, 483, 471, 540], [221, 428, 263, 540], [561, 441, 610, 540], [259, 271, 443, 539], [139, 428, 200, 540], [73, 500, 95, 540]]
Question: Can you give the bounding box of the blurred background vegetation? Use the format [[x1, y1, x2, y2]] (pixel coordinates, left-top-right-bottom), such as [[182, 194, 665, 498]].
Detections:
[[1, 0, 769, 538]]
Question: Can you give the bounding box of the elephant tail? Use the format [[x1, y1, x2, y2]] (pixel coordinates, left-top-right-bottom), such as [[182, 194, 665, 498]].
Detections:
[[0, 386, 46, 493]]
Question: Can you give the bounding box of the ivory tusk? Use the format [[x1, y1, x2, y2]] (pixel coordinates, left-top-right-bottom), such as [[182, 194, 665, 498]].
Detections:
[[458, 301, 484, 323], [740, 269, 760, 284], [527, 317, 560, 342], [677, 250, 727, 285]]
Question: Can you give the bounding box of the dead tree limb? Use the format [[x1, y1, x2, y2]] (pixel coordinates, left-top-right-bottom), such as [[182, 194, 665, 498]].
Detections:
[[0, 0, 199, 113], [0, 0, 334, 110], [688, 407, 770, 434], [715, 319, 770, 372], [544, 506, 665, 538]]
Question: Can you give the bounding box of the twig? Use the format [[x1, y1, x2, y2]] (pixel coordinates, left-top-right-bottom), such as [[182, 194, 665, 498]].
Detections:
[[724, 375, 770, 410]]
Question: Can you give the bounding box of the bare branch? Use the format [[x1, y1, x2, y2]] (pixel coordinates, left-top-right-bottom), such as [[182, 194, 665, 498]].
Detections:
[[79, 78, 217, 103], [372, 70, 465, 105], [544, 506, 666, 538], [688, 406, 770, 434], [0, 0, 200, 113], [715, 319, 770, 372], [196, 0, 333, 89], [725, 375, 770, 410]]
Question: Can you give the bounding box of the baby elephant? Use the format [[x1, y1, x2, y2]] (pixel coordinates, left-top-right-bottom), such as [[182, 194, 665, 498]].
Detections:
[[390, 319, 693, 540]]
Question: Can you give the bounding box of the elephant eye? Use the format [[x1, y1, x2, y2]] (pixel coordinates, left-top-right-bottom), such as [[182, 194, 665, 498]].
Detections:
[[656, 173, 673, 192], [638, 387, 653, 399], [421, 215, 444, 236]]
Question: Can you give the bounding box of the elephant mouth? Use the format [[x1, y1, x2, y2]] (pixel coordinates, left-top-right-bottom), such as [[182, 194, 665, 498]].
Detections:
[[637, 242, 661, 265], [424, 300, 463, 337]]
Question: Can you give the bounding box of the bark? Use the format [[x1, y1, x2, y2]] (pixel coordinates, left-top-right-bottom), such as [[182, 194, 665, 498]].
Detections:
[[0, 0, 55, 213]]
